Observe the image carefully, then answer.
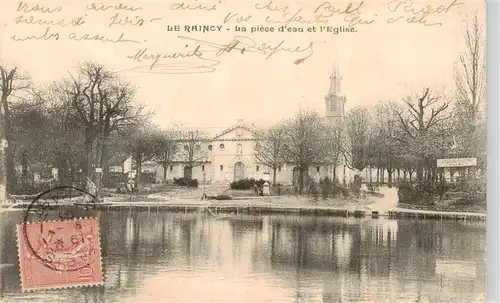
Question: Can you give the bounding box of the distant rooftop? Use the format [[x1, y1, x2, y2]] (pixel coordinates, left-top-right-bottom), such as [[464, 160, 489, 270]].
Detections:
[[174, 119, 260, 139]]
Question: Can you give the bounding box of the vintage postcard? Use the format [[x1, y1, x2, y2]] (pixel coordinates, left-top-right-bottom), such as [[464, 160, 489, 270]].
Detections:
[[0, 0, 487, 302]]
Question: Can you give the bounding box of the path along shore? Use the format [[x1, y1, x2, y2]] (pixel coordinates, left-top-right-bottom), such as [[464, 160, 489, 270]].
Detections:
[[1, 187, 486, 221]]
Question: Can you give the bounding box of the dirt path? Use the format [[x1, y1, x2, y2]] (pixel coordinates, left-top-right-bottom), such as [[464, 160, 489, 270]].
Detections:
[[366, 187, 399, 213]]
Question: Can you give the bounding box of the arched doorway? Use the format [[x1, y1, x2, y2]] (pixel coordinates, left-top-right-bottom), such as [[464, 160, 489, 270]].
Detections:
[[234, 162, 245, 181], [184, 166, 192, 179]]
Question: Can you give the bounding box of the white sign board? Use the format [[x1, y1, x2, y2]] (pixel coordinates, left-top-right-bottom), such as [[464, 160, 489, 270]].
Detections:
[[437, 158, 477, 168], [95, 168, 103, 173]]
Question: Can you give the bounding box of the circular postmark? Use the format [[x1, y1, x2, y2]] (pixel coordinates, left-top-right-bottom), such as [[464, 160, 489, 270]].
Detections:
[[22, 186, 99, 272]]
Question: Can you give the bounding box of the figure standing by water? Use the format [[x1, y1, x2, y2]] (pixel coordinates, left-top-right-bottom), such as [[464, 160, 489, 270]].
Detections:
[[262, 181, 270, 196]]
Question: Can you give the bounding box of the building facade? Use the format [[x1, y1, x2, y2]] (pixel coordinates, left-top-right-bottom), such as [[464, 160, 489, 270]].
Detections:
[[154, 124, 349, 184], [148, 65, 355, 184]]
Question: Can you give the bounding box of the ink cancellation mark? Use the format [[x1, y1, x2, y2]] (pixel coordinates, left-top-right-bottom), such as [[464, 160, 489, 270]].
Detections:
[[22, 186, 99, 227]]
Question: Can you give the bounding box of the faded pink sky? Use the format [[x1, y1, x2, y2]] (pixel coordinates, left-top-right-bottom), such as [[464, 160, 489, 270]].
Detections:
[[0, 0, 486, 129]]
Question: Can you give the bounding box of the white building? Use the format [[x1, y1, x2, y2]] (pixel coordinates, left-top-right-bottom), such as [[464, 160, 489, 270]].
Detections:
[[153, 66, 357, 184]]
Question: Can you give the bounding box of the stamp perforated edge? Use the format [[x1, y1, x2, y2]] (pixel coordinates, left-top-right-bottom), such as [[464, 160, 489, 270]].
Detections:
[[17, 217, 105, 292]]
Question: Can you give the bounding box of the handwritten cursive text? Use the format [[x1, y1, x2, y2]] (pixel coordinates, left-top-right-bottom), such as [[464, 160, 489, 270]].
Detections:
[[85, 3, 143, 12], [124, 35, 314, 75], [178, 35, 314, 63], [170, 1, 218, 11], [387, 0, 463, 26], [14, 14, 87, 27], [125, 46, 220, 74], [17, 2, 62, 14]]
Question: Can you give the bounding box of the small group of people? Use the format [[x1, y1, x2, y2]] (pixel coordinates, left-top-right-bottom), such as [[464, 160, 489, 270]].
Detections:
[[115, 179, 138, 194], [254, 181, 271, 196]]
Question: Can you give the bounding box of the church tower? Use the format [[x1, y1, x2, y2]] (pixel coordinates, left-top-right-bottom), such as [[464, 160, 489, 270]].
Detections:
[[325, 64, 346, 127], [324, 62, 348, 184]]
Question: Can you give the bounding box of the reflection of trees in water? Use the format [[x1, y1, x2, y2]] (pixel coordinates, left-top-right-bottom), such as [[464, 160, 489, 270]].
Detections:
[[268, 219, 361, 272], [230, 218, 263, 241], [0, 212, 22, 296], [180, 218, 193, 263], [230, 217, 263, 268], [0, 213, 18, 265], [266, 217, 367, 302], [262, 216, 485, 302], [100, 212, 205, 295], [435, 221, 486, 260], [393, 220, 438, 288], [362, 224, 393, 278], [0, 212, 487, 303], [392, 220, 486, 301]]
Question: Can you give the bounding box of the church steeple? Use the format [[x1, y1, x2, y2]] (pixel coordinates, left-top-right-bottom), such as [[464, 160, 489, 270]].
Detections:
[[325, 61, 346, 126], [328, 64, 342, 96]]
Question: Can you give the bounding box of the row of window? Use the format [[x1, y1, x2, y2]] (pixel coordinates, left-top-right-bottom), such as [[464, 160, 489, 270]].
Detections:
[[168, 164, 230, 172], [184, 143, 244, 152], [208, 144, 227, 151]]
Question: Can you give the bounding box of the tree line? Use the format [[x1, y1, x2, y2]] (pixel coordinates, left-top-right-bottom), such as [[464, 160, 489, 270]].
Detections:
[[252, 14, 486, 194], [0, 14, 485, 199], [0, 61, 216, 194], [345, 14, 486, 189]]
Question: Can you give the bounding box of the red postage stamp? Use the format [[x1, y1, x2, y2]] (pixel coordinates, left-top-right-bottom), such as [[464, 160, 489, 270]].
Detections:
[[17, 217, 103, 291]]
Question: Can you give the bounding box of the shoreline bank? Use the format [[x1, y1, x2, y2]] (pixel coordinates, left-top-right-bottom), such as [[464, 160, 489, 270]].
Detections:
[[3, 199, 486, 221]]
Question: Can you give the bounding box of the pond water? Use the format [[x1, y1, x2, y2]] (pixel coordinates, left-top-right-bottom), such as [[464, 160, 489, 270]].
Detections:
[[0, 210, 486, 302]]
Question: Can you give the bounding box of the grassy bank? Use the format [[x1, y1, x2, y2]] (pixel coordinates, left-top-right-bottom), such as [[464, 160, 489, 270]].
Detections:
[[1, 186, 487, 221], [103, 192, 380, 208]]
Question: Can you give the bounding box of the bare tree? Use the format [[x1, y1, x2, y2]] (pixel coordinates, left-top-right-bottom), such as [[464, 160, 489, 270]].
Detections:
[[453, 13, 486, 166], [154, 129, 180, 182], [397, 88, 450, 138], [254, 123, 286, 185], [454, 13, 485, 131], [179, 129, 209, 180], [123, 124, 157, 186], [282, 109, 328, 194], [60, 62, 150, 180], [40, 87, 87, 184], [8, 86, 88, 187], [322, 122, 344, 182], [0, 66, 30, 197], [344, 106, 372, 171], [370, 102, 406, 185], [396, 88, 451, 180]]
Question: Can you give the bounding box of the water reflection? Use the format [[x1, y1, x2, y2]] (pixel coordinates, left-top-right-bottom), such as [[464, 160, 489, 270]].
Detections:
[[0, 211, 486, 302]]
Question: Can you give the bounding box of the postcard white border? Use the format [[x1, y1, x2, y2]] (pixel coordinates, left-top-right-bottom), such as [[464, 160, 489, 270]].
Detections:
[[487, 1, 499, 301]]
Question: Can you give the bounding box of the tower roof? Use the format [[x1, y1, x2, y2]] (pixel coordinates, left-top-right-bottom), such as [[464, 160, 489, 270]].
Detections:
[[328, 64, 342, 96], [325, 58, 346, 124]]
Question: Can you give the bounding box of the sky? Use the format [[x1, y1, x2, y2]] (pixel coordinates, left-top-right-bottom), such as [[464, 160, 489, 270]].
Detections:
[[0, 0, 486, 129]]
